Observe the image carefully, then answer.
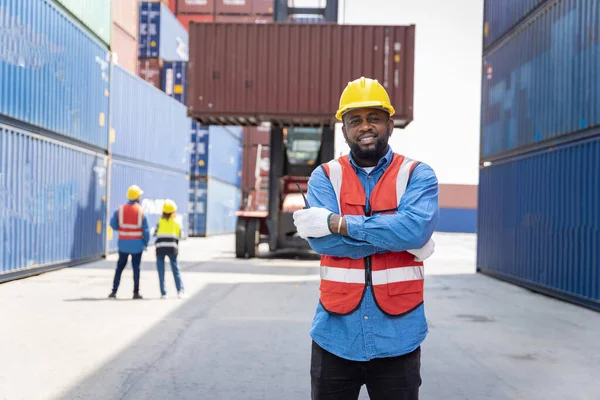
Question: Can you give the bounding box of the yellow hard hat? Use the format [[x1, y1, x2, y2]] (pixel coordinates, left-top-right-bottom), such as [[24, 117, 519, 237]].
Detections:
[[335, 77, 396, 120], [163, 199, 177, 214], [127, 185, 143, 200]]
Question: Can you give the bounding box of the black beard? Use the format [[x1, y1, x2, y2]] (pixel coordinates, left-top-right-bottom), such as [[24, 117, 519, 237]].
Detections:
[[350, 134, 390, 163]]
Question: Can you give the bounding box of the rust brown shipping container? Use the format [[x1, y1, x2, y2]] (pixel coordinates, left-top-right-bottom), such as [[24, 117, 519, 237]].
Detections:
[[251, 0, 273, 15], [137, 59, 162, 89], [177, 0, 215, 14], [112, 0, 138, 38], [243, 126, 270, 147], [438, 184, 478, 210], [215, 0, 252, 15], [215, 14, 273, 22], [187, 23, 415, 128], [177, 13, 215, 30], [242, 126, 270, 190], [112, 23, 138, 75], [242, 143, 270, 191]]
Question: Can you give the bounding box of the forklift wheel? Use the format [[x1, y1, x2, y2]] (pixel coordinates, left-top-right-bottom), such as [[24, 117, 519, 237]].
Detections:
[[235, 218, 248, 258], [246, 219, 260, 259]]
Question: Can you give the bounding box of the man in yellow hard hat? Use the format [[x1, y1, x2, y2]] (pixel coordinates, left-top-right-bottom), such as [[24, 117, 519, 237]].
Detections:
[[108, 185, 150, 300], [153, 199, 185, 299], [293, 77, 439, 399]]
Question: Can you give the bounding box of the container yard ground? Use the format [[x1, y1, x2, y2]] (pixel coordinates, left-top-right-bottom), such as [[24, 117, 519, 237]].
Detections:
[[1, 234, 599, 400]]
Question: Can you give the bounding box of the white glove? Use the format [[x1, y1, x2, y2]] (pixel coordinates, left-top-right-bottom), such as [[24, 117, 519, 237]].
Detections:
[[293, 207, 334, 239], [407, 238, 435, 262]]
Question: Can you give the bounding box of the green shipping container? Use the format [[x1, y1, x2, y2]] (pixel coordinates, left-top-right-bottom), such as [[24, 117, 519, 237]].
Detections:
[[56, 0, 112, 45]]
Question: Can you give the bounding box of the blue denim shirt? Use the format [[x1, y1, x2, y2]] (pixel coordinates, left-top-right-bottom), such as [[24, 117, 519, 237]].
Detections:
[[306, 146, 439, 361], [110, 201, 150, 254]]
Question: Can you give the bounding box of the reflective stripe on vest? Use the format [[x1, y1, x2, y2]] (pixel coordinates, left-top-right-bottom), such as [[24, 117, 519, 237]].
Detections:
[[118, 204, 143, 240], [155, 218, 180, 250], [319, 153, 424, 316]]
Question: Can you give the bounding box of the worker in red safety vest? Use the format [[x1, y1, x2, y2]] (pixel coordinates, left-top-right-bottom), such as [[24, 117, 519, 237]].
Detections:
[[108, 185, 150, 300], [293, 77, 439, 399]]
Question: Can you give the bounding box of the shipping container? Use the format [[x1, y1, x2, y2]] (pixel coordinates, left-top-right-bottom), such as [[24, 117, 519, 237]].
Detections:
[[55, 0, 111, 45], [215, 0, 252, 15], [111, 23, 138, 75], [483, 0, 549, 50], [165, 0, 177, 14], [110, 64, 190, 172], [477, 136, 600, 311], [187, 23, 415, 127], [188, 178, 207, 236], [177, 0, 215, 14], [138, 1, 189, 61], [481, 0, 600, 161], [214, 14, 273, 22], [188, 178, 241, 236], [107, 158, 189, 252], [0, 122, 107, 280], [177, 14, 215, 30], [252, 0, 273, 15], [137, 59, 162, 89], [0, 0, 111, 150], [241, 126, 270, 190], [189, 124, 243, 186], [162, 61, 188, 105], [189, 122, 209, 175], [112, 0, 138, 38]]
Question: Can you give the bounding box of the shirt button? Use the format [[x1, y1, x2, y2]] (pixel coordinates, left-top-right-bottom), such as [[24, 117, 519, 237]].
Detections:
[[364, 315, 369, 320]]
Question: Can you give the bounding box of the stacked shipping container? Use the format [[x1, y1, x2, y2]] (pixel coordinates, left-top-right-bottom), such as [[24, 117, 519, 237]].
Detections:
[[173, 0, 274, 30], [0, 0, 193, 280], [0, 0, 111, 280], [478, 0, 600, 310]]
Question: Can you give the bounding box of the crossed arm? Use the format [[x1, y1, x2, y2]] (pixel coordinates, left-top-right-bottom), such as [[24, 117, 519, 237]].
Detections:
[[306, 163, 439, 260]]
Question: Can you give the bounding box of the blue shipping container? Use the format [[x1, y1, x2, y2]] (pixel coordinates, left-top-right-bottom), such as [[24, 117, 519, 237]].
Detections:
[[190, 122, 209, 176], [0, 0, 110, 149], [483, 0, 549, 50], [477, 137, 600, 311], [162, 61, 187, 105], [0, 123, 107, 278], [205, 178, 241, 236], [110, 64, 190, 172], [189, 125, 243, 186], [108, 158, 189, 252], [481, 0, 600, 160], [436, 208, 477, 234], [188, 178, 207, 236], [138, 1, 188, 61]]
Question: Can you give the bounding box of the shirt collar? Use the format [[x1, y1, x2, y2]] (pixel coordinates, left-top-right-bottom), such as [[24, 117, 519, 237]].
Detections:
[[348, 145, 393, 173]]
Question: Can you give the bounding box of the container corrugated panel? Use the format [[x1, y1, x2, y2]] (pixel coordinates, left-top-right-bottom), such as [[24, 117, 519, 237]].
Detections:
[[56, 0, 111, 45], [215, 0, 251, 15], [177, 0, 215, 14], [0, 123, 107, 277], [138, 1, 189, 61], [481, 0, 600, 161], [188, 178, 207, 236], [207, 126, 243, 186], [162, 61, 188, 105], [112, 0, 138, 38], [205, 178, 241, 236], [108, 158, 189, 252], [190, 122, 209, 176], [477, 137, 600, 311], [0, 0, 111, 150], [110, 65, 190, 172], [188, 23, 415, 128], [483, 0, 549, 50], [111, 23, 138, 75]]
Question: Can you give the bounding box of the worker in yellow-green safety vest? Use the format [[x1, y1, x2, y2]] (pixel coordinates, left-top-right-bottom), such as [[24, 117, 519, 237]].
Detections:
[[153, 199, 185, 299]]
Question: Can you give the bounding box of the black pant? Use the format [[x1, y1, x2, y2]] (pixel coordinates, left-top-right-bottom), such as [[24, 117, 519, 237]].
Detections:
[[310, 341, 421, 400], [111, 252, 142, 294]]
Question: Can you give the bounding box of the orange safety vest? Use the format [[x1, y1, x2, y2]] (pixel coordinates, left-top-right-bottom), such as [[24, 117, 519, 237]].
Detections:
[[118, 203, 144, 240], [320, 153, 424, 316]]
